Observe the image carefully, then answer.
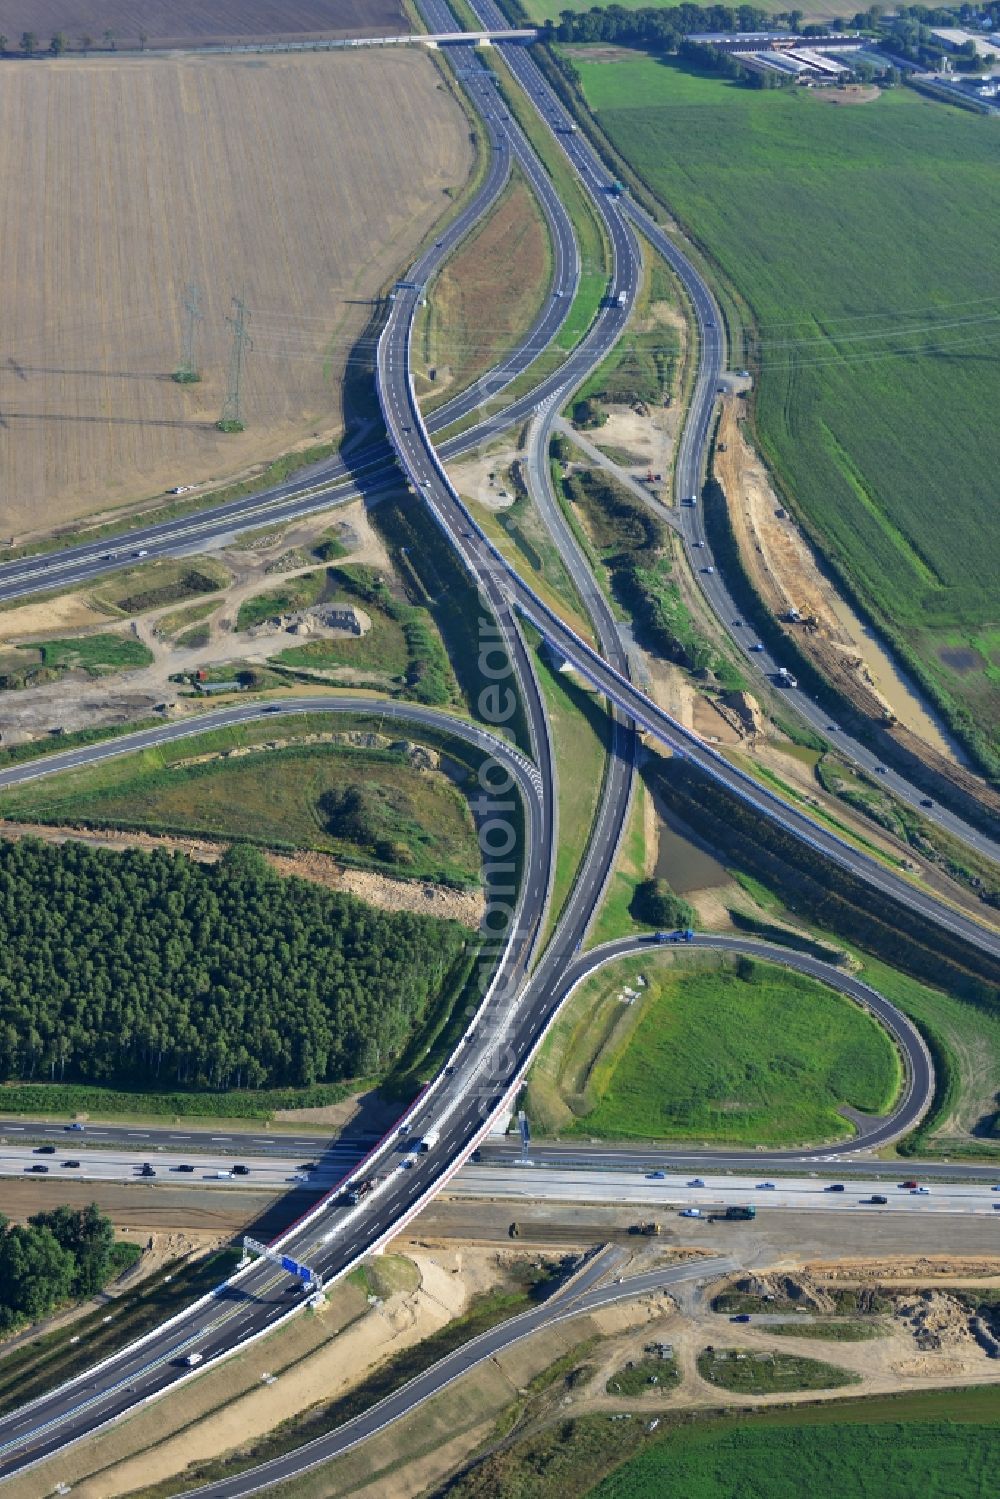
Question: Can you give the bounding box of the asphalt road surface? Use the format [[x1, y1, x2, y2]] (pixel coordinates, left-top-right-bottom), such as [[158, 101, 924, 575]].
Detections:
[[0, 7, 997, 1484], [183, 1252, 739, 1499], [452, 1167, 1000, 1218]]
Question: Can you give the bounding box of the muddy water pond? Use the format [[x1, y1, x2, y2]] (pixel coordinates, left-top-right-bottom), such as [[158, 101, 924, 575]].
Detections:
[[651, 792, 730, 894]]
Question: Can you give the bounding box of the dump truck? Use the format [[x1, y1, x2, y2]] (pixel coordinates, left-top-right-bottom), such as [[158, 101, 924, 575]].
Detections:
[[630, 1221, 661, 1236], [722, 1204, 756, 1221]]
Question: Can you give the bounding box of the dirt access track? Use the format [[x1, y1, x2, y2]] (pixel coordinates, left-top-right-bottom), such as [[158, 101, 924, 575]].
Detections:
[[0, 1, 407, 51], [0, 45, 470, 541], [715, 400, 1000, 822]]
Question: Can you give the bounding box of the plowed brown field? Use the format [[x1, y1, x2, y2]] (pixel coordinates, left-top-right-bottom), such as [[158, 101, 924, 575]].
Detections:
[[0, 49, 470, 538], [0, 1, 405, 51]]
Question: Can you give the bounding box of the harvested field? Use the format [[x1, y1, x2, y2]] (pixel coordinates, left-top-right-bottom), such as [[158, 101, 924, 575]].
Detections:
[[0, 49, 471, 540], [0, 1, 406, 51]]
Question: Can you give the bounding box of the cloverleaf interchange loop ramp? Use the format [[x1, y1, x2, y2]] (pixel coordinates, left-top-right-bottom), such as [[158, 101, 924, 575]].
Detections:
[[0, 1, 996, 1487]]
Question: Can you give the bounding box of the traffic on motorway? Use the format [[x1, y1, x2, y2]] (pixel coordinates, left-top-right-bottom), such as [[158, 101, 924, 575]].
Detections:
[[454, 1167, 1000, 1218], [0, 1, 998, 1486]]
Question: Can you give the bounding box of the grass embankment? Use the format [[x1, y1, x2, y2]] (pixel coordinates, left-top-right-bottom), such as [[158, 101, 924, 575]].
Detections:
[[530, 634, 610, 941], [128, 1264, 561, 1499], [767, 1321, 891, 1342], [370, 488, 534, 755], [713, 1285, 893, 1317], [467, 466, 594, 635], [524, 952, 901, 1146], [645, 749, 1000, 1007], [555, 449, 744, 690], [697, 1347, 860, 1395], [572, 51, 1000, 775], [587, 774, 648, 945], [816, 755, 1000, 906], [0, 1079, 361, 1123], [0, 1248, 241, 1419], [0, 733, 480, 886], [415, 169, 552, 410]]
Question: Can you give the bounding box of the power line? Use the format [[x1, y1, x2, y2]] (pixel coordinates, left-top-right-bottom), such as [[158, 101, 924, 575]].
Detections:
[[218, 293, 252, 433], [173, 282, 204, 385]]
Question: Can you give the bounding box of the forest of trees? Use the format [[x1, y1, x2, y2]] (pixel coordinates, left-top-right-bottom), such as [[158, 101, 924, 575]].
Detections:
[[0, 839, 468, 1091], [0, 1204, 135, 1331]]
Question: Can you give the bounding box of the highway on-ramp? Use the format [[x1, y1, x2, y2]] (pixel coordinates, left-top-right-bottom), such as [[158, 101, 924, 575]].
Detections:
[[181, 1253, 739, 1499], [0, 9, 997, 1487]]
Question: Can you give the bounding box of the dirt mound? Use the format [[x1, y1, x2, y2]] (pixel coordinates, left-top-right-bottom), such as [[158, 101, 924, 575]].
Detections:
[[896, 1290, 974, 1353], [724, 1271, 837, 1314], [810, 1256, 1000, 1284]]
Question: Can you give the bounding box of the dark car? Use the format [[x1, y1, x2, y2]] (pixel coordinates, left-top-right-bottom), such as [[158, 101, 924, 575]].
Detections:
[[868, 1195, 888, 1205], [34, 1144, 57, 1154], [174, 1163, 195, 1173], [139, 1163, 156, 1177], [920, 798, 933, 808], [824, 1184, 845, 1193], [28, 1163, 49, 1173], [263, 706, 282, 714], [62, 1160, 81, 1168], [232, 1164, 250, 1176], [730, 1313, 751, 1323]]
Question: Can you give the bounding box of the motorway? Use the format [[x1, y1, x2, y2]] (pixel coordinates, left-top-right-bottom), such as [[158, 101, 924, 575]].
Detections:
[[452, 1167, 1000, 1218], [0, 5, 998, 1487], [182, 1251, 738, 1499], [0, 47, 991, 873]]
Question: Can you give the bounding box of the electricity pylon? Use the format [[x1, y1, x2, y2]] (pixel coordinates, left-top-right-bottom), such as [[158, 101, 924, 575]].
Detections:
[[218, 293, 252, 432], [173, 282, 203, 384]]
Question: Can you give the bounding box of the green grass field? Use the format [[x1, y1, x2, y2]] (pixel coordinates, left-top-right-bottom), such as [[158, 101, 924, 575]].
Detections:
[[696, 1347, 859, 1394], [571, 51, 1000, 767], [38, 635, 153, 674], [526, 953, 900, 1145], [590, 1410, 1000, 1499], [0, 739, 480, 886]]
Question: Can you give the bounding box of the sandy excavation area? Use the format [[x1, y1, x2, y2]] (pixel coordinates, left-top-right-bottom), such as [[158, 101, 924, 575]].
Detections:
[[0, 46, 470, 541], [17, 1241, 1000, 1499]]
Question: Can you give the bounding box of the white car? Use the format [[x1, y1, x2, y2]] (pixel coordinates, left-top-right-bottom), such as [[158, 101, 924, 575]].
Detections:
[[679, 1208, 702, 1218], [911, 1186, 930, 1195]]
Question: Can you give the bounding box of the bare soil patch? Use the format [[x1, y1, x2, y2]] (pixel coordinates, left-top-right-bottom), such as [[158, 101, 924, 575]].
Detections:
[[715, 403, 1000, 830], [817, 85, 881, 105], [0, 1, 406, 51], [0, 49, 469, 541], [0, 821, 485, 926], [15, 1246, 535, 1499]]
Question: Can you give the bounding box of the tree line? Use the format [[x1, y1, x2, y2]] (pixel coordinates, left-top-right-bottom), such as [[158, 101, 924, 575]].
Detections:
[[0, 30, 149, 56], [0, 1204, 134, 1331], [0, 839, 468, 1091]]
